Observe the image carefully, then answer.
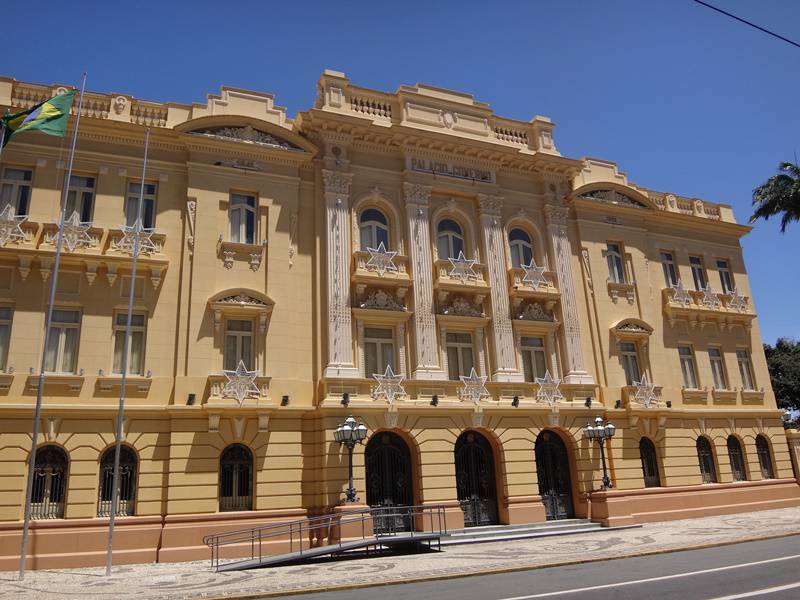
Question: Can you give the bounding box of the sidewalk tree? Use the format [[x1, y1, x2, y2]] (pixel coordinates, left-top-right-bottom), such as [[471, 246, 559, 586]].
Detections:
[[764, 338, 800, 417], [750, 162, 800, 232]]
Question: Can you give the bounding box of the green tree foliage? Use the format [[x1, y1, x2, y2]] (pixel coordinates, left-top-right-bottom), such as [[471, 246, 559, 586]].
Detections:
[[764, 338, 800, 412], [750, 162, 800, 232]]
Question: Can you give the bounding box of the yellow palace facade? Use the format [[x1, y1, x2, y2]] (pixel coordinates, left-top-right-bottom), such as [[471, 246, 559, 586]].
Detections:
[[0, 71, 798, 569]]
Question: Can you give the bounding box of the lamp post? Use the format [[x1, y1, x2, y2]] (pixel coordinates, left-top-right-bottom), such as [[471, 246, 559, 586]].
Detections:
[[583, 416, 616, 489], [333, 416, 368, 503]]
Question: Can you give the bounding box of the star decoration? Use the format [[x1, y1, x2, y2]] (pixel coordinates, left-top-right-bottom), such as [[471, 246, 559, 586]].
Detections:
[[701, 284, 721, 309], [0, 204, 27, 247], [670, 280, 692, 306], [59, 211, 93, 252], [521, 259, 548, 288], [448, 251, 478, 283], [633, 373, 658, 408], [365, 242, 397, 277], [459, 368, 489, 404], [371, 365, 406, 404], [535, 370, 563, 406], [727, 288, 748, 312], [116, 219, 157, 257], [221, 360, 260, 405]]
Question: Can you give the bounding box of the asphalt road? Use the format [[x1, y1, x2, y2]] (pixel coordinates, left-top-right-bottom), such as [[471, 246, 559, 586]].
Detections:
[[273, 535, 800, 600]]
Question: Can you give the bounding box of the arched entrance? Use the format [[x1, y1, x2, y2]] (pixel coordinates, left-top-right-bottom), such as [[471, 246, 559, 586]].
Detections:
[[455, 431, 499, 527], [365, 431, 413, 533], [535, 430, 575, 520]]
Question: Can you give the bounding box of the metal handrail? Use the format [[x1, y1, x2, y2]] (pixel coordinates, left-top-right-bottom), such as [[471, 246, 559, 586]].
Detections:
[[203, 504, 447, 571]]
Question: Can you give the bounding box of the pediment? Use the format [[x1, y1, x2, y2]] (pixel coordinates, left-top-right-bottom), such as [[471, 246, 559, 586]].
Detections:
[[578, 189, 648, 209], [190, 124, 302, 151]]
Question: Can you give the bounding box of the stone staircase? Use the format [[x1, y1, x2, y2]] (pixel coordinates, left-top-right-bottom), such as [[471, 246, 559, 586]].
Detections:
[[441, 519, 638, 546]]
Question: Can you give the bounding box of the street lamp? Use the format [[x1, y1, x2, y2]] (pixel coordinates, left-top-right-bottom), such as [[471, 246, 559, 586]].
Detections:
[[333, 415, 368, 503], [583, 416, 616, 489]]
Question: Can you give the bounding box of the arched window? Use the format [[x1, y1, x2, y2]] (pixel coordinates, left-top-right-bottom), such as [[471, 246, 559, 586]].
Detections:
[[98, 446, 138, 517], [756, 435, 775, 479], [31, 445, 68, 519], [359, 208, 390, 250], [697, 437, 718, 484], [437, 218, 464, 260], [220, 444, 253, 511], [508, 228, 533, 268], [727, 436, 747, 482], [639, 437, 661, 487]]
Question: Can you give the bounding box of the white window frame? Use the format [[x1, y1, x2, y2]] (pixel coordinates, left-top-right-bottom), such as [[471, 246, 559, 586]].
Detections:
[[678, 345, 699, 389], [606, 242, 626, 284], [716, 259, 734, 294], [125, 181, 157, 228], [0, 306, 11, 371], [364, 327, 395, 376], [229, 192, 257, 244], [0, 167, 32, 216], [689, 255, 707, 291], [359, 208, 390, 251], [65, 175, 95, 222], [736, 349, 755, 390], [520, 335, 547, 382], [708, 347, 728, 390], [661, 251, 678, 288], [112, 312, 147, 376], [44, 309, 80, 374], [509, 228, 534, 268], [620, 341, 641, 386], [224, 318, 254, 371], [437, 219, 465, 260], [445, 331, 475, 380]]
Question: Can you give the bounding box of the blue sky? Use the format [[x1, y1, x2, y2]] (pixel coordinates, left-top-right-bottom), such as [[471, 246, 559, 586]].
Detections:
[[1, 0, 797, 343]]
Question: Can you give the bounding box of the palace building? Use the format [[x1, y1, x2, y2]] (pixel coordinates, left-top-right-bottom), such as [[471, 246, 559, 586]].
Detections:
[[0, 71, 799, 570]]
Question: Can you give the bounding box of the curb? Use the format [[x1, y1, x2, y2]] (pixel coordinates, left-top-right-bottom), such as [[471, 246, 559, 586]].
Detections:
[[201, 530, 800, 600]]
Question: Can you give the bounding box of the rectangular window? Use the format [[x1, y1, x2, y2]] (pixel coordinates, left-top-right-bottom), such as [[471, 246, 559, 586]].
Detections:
[[689, 255, 707, 291], [44, 309, 80, 373], [125, 182, 157, 228], [678, 345, 699, 389], [0, 306, 11, 371], [606, 243, 625, 284], [520, 336, 547, 382], [112, 312, 146, 376], [708, 347, 728, 390], [229, 193, 257, 244], [445, 332, 474, 381], [717, 259, 734, 294], [65, 175, 95, 222], [0, 167, 32, 216], [224, 319, 253, 371], [620, 341, 641, 386], [736, 349, 755, 390], [660, 251, 678, 288], [364, 327, 395, 376]]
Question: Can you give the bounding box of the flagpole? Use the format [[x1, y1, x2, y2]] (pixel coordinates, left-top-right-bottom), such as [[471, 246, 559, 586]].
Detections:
[[18, 72, 87, 581], [105, 127, 150, 575], [0, 125, 6, 163]]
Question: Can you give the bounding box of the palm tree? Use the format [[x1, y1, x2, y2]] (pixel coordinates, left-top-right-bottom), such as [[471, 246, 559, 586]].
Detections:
[[750, 161, 800, 232]]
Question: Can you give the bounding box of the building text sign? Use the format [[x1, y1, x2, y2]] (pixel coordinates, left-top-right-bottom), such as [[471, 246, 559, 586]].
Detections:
[[407, 157, 495, 183]]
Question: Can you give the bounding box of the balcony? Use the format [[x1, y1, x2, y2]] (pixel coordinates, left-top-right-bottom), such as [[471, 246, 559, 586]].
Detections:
[[662, 286, 755, 330], [507, 267, 560, 308], [207, 374, 272, 405], [433, 258, 490, 295], [352, 250, 412, 292]]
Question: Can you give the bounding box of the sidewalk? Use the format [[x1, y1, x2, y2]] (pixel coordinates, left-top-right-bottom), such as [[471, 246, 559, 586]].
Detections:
[[3, 507, 800, 600]]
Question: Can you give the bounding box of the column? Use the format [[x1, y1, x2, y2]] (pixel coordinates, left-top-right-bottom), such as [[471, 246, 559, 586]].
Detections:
[[397, 323, 407, 377], [545, 203, 594, 384], [547, 332, 559, 377], [323, 169, 359, 378], [478, 194, 522, 382], [404, 183, 445, 379], [476, 328, 487, 376]]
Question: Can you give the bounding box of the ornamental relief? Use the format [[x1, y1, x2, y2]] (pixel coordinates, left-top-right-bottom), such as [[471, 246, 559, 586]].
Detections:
[[192, 125, 300, 150], [356, 288, 406, 311], [438, 295, 484, 318], [579, 189, 647, 209], [516, 301, 554, 322]]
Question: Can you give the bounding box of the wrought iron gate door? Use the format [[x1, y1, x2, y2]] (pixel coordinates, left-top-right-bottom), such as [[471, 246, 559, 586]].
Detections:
[[455, 431, 498, 527], [365, 432, 413, 534], [535, 431, 574, 520]]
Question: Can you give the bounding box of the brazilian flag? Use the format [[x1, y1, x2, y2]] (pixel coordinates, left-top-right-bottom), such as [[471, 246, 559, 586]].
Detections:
[[1, 90, 76, 147]]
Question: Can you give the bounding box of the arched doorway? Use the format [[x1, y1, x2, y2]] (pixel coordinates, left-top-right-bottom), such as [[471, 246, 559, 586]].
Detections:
[[535, 430, 574, 520], [454, 431, 499, 527], [365, 431, 413, 533]]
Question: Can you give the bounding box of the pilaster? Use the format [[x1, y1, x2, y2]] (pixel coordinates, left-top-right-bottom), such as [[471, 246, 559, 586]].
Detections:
[[478, 194, 523, 382], [323, 169, 359, 378]]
